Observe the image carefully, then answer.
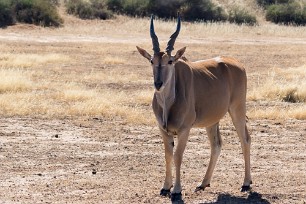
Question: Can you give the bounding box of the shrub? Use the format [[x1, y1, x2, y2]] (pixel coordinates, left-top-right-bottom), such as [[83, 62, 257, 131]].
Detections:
[[257, 0, 290, 7], [66, 0, 113, 19], [147, 0, 182, 19], [0, 0, 15, 27], [182, 0, 227, 22], [106, 0, 123, 13], [266, 1, 306, 25], [276, 0, 291, 3], [106, 0, 227, 21], [66, 0, 93, 19], [122, 0, 148, 16], [91, 0, 113, 19], [13, 0, 63, 27], [49, 0, 60, 6], [228, 6, 257, 26], [107, 0, 181, 18], [257, 0, 275, 7]]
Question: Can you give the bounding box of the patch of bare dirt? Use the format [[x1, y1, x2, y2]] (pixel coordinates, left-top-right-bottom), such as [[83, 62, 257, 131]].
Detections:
[[0, 117, 305, 203]]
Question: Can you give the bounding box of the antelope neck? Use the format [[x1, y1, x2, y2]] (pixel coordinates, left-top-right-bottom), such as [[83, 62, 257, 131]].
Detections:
[[155, 66, 176, 131]]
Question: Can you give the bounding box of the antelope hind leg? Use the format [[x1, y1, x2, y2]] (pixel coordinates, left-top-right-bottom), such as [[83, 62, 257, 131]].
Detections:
[[229, 107, 252, 192], [195, 123, 222, 192], [239, 124, 252, 192]]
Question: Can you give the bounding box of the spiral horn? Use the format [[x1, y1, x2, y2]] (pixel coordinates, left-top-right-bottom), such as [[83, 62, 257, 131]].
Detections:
[[150, 15, 160, 54], [165, 14, 181, 56]]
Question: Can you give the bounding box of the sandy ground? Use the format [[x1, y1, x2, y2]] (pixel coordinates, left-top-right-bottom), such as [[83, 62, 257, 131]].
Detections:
[[1, 18, 306, 203]]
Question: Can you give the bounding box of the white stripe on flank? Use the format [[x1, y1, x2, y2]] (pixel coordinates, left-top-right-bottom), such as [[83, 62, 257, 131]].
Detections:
[[194, 56, 223, 64], [214, 56, 223, 63]]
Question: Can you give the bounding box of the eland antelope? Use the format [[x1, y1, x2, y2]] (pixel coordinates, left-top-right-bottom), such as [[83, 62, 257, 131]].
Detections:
[[136, 15, 252, 202]]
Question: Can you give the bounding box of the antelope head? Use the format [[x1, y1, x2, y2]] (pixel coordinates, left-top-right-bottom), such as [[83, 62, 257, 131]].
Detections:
[[137, 15, 186, 92]]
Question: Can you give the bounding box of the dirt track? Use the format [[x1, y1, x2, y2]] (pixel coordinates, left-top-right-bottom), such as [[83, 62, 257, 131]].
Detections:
[[0, 21, 306, 203]]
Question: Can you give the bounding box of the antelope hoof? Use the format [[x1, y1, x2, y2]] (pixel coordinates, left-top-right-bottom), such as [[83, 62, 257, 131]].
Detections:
[[194, 184, 210, 192], [160, 188, 171, 198], [171, 192, 183, 202], [240, 185, 252, 192]]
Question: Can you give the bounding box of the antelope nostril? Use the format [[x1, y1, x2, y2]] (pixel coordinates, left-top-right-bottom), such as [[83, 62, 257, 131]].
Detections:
[[154, 81, 163, 90]]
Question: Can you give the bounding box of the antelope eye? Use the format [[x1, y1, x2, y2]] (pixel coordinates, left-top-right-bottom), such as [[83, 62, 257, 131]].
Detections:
[[168, 60, 173, 65], [150, 59, 153, 64]]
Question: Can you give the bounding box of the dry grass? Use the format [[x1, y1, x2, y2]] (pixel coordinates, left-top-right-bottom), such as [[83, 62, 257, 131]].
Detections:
[[0, 68, 154, 124], [3, 15, 306, 42], [0, 46, 154, 124], [248, 65, 306, 119], [102, 56, 126, 65], [249, 105, 306, 120], [248, 65, 306, 102], [3, 57, 304, 123], [0, 53, 69, 68], [83, 70, 149, 84], [0, 92, 48, 116], [61, 87, 154, 124], [131, 16, 306, 38], [0, 14, 306, 124], [0, 69, 34, 93], [249, 69, 305, 102]]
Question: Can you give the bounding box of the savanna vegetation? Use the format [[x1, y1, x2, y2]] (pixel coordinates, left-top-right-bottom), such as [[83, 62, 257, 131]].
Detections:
[[66, 0, 257, 25], [0, 0, 306, 121], [2, 0, 306, 27], [0, 0, 257, 27], [1, 13, 306, 121], [0, 0, 63, 27], [265, 0, 306, 25], [65, 0, 113, 20]]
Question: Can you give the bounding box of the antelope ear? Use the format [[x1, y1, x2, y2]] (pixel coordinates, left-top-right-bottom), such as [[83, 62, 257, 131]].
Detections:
[[174, 47, 186, 61], [136, 46, 151, 61]]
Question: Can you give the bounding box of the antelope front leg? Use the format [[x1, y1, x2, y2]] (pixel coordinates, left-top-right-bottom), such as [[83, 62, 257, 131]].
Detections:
[[160, 129, 174, 197], [171, 129, 190, 202], [195, 123, 222, 192]]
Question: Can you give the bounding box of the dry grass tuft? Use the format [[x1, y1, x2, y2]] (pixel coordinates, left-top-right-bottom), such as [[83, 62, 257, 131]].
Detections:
[[0, 53, 69, 68], [249, 104, 306, 120], [0, 92, 49, 116], [248, 65, 306, 103], [0, 76, 155, 125], [134, 89, 154, 106], [62, 88, 155, 125], [53, 83, 98, 102], [0, 69, 34, 93], [248, 65, 306, 120], [102, 56, 126, 65]]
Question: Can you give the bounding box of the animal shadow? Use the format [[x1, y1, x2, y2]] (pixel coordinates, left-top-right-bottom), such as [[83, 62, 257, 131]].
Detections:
[[172, 199, 185, 204], [201, 191, 270, 204]]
